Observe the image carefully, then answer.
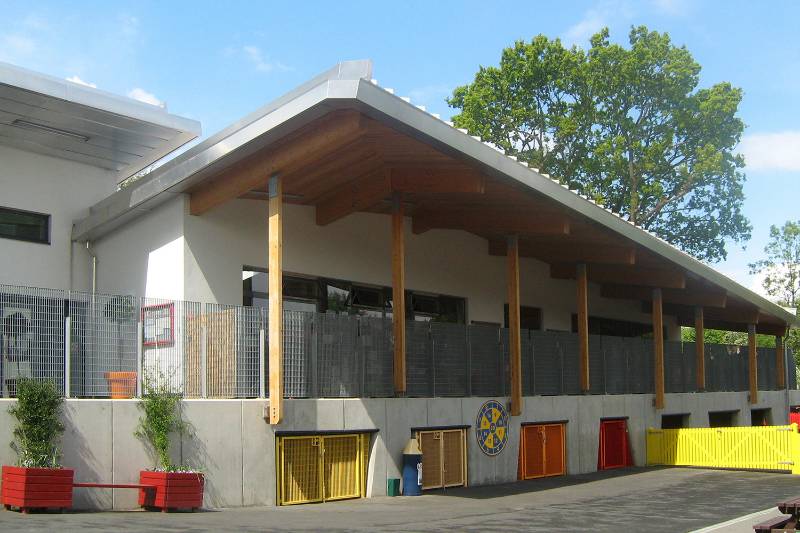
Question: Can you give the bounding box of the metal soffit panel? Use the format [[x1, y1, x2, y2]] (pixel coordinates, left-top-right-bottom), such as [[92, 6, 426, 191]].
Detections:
[[0, 61, 200, 179], [70, 60, 797, 327]]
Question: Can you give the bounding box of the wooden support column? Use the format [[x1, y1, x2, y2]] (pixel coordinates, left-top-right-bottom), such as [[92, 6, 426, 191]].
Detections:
[[695, 306, 705, 391], [392, 193, 406, 395], [507, 235, 522, 416], [268, 174, 283, 424], [748, 323, 758, 404], [777, 333, 786, 390], [577, 263, 590, 392], [653, 288, 665, 410]]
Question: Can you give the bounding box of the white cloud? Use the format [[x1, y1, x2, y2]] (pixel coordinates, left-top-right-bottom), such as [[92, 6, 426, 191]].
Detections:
[[127, 87, 165, 108], [66, 75, 96, 88], [739, 131, 800, 172], [561, 1, 635, 47], [1, 34, 36, 59], [242, 45, 289, 73]]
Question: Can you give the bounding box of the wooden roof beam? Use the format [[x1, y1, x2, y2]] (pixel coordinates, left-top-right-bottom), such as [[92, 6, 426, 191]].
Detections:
[[315, 169, 391, 226], [190, 111, 367, 215], [488, 240, 636, 265], [412, 209, 570, 236], [662, 303, 761, 324], [601, 284, 727, 308], [389, 166, 485, 194], [551, 263, 685, 289]]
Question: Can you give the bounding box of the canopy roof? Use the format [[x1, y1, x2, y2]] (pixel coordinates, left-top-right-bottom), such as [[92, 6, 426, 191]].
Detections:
[[0, 61, 200, 181], [73, 60, 798, 333]]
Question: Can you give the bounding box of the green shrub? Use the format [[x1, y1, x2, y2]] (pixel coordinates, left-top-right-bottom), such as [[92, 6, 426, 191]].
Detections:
[[135, 375, 187, 471], [8, 379, 65, 468]]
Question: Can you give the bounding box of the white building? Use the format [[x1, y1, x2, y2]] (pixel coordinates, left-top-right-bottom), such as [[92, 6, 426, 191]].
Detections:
[[0, 59, 798, 509]]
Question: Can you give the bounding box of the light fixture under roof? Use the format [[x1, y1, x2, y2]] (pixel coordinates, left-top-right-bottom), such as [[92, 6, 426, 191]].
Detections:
[[12, 119, 90, 142]]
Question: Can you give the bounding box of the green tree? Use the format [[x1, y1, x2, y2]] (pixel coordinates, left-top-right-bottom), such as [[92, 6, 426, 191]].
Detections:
[[449, 26, 751, 262], [749, 221, 800, 309]]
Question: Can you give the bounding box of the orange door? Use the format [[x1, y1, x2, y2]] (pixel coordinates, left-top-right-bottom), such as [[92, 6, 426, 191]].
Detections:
[[522, 425, 545, 479], [543, 424, 565, 476], [521, 423, 565, 479]]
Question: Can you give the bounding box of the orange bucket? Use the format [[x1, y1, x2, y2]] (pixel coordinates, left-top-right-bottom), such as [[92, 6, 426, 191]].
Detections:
[[105, 371, 137, 399]]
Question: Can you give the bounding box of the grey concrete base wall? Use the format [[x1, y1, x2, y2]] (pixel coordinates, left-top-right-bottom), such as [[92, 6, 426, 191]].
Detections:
[[0, 390, 794, 510]]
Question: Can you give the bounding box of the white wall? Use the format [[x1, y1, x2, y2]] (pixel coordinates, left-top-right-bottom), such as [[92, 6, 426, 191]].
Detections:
[[184, 200, 678, 337], [0, 144, 117, 291], [93, 195, 186, 300]]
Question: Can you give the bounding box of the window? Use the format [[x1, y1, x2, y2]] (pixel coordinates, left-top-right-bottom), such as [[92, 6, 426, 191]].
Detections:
[[243, 268, 466, 323], [504, 305, 542, 330], [661, 413, 689, 429], [570, 314, 666, 338], [709, 410, 738, 427], [751, 408, 771, 426], [0, 206, 50, 244]]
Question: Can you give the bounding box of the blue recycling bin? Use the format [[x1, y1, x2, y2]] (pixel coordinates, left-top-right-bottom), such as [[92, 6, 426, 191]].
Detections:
[[402, 438, 422, 496]]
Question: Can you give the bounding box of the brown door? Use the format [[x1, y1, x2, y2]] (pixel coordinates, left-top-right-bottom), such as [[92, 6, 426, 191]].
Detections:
[[419, 431, 443, 489], [521, 423, 566, 479], [418, 429, 467, 490], [441, 429, 465, 487]]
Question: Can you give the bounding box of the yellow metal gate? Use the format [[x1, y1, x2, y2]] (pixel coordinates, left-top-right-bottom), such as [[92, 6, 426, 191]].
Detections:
[[277, 433, 370, 505], [647, 425, 800, 473]]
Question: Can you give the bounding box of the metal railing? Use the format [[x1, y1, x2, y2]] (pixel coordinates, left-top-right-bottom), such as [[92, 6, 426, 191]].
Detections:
[[0, 283, 794, 399]]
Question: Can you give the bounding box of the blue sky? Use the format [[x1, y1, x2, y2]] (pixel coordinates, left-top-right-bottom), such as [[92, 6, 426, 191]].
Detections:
[[1, 0, 797, 298]]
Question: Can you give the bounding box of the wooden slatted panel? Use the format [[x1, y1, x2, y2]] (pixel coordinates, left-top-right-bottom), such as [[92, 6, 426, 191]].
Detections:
[[322, 435, 361, 501], [543, 424, 565, 477], [419, 431, 443, 489], [441, 429, 465, 488], [279, 436, 322, 505], [522, 425, 545, 479]]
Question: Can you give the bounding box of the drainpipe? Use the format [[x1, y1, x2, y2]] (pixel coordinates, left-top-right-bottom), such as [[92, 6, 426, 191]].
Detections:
[[85, 241, 97, 294]]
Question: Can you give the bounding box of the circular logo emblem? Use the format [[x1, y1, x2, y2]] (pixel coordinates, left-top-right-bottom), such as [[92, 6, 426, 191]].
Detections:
[[476, 399, 509, 456]]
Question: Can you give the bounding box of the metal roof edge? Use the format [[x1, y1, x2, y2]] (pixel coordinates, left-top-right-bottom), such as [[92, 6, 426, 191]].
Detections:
[[0, 60, 201, 136]]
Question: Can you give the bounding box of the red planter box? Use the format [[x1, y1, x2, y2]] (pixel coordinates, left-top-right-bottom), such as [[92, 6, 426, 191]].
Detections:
[[138, 471, 204, 512], [1, 465, 74, 513]]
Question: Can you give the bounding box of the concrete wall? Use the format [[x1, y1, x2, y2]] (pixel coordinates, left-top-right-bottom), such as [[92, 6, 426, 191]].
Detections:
[[0, 389, 795, 510], [0, 144, 117, 292], [183, 200, 680, 338]]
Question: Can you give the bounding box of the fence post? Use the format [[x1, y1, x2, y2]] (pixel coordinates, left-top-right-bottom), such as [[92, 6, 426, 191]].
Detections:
[[259, 327, 266, 399], [200, 325, 208, 398], [136, 320, 143, 397], [64, 316, 71, 398]]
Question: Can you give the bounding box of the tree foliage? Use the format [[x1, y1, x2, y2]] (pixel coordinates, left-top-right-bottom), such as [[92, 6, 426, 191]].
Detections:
[[449, 26, 750, 262], [749, 221, 800, 309], [135, 375, 188, 472], [8, 379, 65, 468]]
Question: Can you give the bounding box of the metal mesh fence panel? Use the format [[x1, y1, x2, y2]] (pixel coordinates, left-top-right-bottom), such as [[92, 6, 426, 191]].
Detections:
[[471, 325, 503, 397], [628, 337, 653, 394], [519, 329, 534, 396], [588, 335, 605, 394], [681, 343, 697, 393], [70, 292, 138, 398], [602, 336, 628, 394], [0, 284, 66, 396], [406, 321, 432, 397], [556, 332, 580, 395], [789, 349, 797, 389], [359, 317, 393, 397], [531, 330, 560, 395], [282, 310, 312, 398], [757, 347, 775, 391], [316, 313, 359, 398], [664, 341, 685, 393], [430, 322, 468, 397]]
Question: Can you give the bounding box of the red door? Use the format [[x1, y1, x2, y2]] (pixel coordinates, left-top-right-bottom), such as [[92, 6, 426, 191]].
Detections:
[[598, 419, 629, 470]]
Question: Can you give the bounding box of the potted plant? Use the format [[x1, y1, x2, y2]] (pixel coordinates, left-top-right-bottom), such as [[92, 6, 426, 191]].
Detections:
[[2, 379, 72, 513], [103, 295, 137, 398], [135, 375, 203, 512]]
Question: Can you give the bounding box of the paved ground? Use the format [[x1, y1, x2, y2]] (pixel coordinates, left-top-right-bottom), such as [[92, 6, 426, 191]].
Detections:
[[1, 467, 797, 532]]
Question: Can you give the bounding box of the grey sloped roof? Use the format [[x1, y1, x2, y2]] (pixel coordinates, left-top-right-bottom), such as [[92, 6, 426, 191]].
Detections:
[[72, 60, 798, 327]]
